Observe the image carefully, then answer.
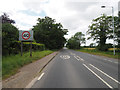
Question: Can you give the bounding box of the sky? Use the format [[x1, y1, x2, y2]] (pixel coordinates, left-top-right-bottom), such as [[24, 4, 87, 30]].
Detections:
[[0, 0, 120, 46]]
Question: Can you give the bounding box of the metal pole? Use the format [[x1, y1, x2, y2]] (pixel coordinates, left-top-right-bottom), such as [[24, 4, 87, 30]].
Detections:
[[30, 41, 32, 57], [112, 7, 115, 55], [21, 41, 23, 56]]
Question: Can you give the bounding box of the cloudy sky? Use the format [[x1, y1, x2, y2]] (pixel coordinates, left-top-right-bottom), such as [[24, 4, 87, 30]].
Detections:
[[0, 0, 120, 46]]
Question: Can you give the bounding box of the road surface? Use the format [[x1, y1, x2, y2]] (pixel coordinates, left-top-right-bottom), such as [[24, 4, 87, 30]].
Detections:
[[31, 48, 119, 89]]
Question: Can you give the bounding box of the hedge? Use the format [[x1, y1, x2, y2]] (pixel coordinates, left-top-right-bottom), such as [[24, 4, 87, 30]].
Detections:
[[3, 41, 45, 56]]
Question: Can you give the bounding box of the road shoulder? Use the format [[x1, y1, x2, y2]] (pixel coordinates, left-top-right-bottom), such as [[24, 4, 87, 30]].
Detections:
[[2, 51, 58, 88]]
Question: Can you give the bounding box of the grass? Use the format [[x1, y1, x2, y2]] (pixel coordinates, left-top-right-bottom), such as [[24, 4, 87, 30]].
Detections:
[[76, 48, 119, 59], [2, 50, 53, 79]]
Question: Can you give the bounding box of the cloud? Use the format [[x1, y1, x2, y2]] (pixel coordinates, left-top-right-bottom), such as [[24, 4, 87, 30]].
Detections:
[[0, 0, 119, 45]]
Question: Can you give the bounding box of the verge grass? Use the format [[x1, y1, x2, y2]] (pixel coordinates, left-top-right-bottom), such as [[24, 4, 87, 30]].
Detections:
[[76, 48, 119, 59], [2, 50, 53, 79]]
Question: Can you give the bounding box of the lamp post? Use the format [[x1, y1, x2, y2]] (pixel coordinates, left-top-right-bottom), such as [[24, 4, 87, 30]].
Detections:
[[101, 6, 115, 55]]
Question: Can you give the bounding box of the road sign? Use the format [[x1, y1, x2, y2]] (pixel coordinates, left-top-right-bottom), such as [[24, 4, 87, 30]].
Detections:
[[19, 30, 33, 41]]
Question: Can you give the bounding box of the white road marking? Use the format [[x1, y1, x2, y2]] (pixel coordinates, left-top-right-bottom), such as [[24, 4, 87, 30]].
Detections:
[[89, 64, 120, 84], [114, 62, 118, 64], [80, 58, 84, 61], [74, 56, 84, 61], [38, 73, 45, 80], [60, 55, 70, 59], [83, 64, 113, 89], [104, 59, 107, 60], [74, 56, 79, 61], [108, 60, 112, 62]]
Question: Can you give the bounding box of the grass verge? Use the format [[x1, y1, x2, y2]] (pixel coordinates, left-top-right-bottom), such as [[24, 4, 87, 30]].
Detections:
[[2, 50, 53, 79], [76, 49, 119, 59]]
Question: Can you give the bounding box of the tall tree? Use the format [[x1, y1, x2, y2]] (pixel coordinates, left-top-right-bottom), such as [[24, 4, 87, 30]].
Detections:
[[87, 14, 118, 51], [116, 11, 120, 47], [1, 13, 19, 55], [74, 32, 86, 46], [66, 32, 85, 49], [33, 16, 68, 49], [1, 13, 15, 24]]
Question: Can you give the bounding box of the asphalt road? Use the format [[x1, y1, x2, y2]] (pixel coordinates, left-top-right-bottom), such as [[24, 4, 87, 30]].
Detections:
[[31, 48, 119, 89]]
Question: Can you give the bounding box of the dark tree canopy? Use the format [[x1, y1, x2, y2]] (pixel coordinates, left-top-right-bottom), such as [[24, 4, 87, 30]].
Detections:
[[1, 13, 15, 24], [1, 13, 18, 55], [66, 32, 85, 49], [87, 14, 118, 51], [33, 16, 68, 49], [2, 23, 19, 55]]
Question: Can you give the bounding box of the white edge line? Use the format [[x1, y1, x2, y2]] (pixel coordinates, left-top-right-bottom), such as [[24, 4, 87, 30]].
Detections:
[[26, 77, 38, 88], [89, 64, 120, 84], [83, 64, 113, 89], [114, 62, 118, 64], [38, 73, 45, 80]]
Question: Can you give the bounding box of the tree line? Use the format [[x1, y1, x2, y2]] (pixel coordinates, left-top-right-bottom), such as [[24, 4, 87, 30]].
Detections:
[[67, 14, 119, 51], [1, 12, 120, 56], [1, 13, 68, 56]]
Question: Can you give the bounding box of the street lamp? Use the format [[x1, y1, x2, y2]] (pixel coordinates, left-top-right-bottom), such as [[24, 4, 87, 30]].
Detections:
[[101, 6, 115, 55]]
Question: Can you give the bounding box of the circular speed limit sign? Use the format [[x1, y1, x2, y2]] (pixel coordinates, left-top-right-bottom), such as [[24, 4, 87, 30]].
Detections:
[[22, 31, 31, 40]]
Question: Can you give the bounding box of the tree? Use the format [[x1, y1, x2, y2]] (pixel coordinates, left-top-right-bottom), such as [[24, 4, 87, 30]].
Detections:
[[89, 43, 96, 48], [1, 13, 15, 24], [87, 14, 118, 51], [2, 23, 19, 55], [1, 13, 19, 55], [74, 32, 86, 46], [66, 36, 80, 49], [33, 16, 68, 49], [116, 11, 120, 48], [66, 32, 85, 49]]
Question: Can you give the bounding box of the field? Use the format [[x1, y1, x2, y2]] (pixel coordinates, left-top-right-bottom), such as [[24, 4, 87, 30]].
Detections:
[[84, 48, 118, 51], [2, 50, 53, 79], [77, 48, 119, 59]]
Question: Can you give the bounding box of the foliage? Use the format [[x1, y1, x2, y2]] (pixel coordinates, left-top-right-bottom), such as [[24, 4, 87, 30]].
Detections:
[[2, 23, 19, 55], [1, 13, 15, 24], [116, 11, 120, 47], [17, 41, 45, 52], [66, 32, 85, 49], [1, 13, 46, 56], [2, 50, 53, 79], [33, 16, 68, 50], [66, 37, 80, 49], [89, 43, 96, 48], [87, 14, 118, 51]]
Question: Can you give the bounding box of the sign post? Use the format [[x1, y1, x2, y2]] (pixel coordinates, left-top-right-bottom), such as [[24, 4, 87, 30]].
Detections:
[[21, 41, 23, 56], [30, 41, 32, 57], [19, 30, 33, 56]]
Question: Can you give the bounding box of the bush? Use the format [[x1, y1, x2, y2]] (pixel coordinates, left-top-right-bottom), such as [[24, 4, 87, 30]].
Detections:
[[17, 41, 45, 52]]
